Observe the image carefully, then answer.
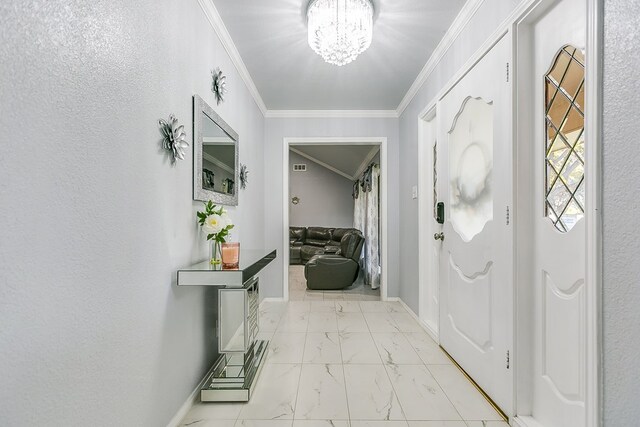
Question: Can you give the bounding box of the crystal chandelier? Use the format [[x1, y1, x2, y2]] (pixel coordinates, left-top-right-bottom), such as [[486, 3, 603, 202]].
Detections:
[[307, 0, 374, 66]]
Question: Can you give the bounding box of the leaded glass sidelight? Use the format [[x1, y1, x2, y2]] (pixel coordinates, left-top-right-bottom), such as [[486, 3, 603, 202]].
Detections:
[[545, 45, 585, 232]]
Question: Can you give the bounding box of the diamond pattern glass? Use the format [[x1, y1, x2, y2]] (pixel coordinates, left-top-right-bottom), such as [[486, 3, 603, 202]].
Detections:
[[545, 45, 586, 232]]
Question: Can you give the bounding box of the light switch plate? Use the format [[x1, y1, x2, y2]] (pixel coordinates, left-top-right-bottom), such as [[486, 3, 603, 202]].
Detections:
[[412, 185, 418, 199]]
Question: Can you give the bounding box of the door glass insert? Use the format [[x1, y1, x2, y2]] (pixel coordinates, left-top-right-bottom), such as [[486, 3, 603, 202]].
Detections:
[[545, 45, 585, 232], [448, 97, 494, 242]]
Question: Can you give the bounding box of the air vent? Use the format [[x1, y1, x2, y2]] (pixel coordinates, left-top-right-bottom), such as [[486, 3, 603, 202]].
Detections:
[[293, 164, 307, 172]]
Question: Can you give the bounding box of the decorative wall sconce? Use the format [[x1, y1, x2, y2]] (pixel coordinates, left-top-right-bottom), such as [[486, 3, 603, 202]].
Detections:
[[239, 164, 249, 189], [212, 68, 227, 105], [291, 196, 300, 205], [158, 114, 189, 163]]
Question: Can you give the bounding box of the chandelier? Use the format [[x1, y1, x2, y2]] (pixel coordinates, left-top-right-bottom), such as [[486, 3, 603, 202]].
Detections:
[[307, 0, 374, 66]]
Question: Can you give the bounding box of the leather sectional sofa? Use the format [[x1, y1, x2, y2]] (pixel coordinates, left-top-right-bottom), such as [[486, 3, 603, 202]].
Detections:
[[304, 231, 365, 290], [289, 226, 362, 265]]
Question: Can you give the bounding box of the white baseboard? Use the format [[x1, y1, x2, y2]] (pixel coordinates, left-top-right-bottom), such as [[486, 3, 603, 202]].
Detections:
[[394, 297, 439, 342], [166, 363, 216, 427]]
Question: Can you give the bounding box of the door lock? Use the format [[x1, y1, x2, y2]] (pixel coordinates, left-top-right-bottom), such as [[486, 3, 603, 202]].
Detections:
[[434, 232, 445, 241], [436, 202, 445, 224]]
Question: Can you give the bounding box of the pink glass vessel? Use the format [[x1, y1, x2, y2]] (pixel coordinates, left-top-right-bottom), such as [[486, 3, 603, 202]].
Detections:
[[221, 242, 240, 270]]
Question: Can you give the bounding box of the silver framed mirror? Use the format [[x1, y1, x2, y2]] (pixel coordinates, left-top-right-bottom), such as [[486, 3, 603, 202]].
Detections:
[[193, 95, 239, 205]]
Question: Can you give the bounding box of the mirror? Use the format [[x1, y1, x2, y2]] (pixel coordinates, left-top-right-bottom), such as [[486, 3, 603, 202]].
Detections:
[[193, 95, 239, 205]]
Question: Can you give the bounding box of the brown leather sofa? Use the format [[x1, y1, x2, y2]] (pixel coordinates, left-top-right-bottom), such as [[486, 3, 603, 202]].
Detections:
[[289, 226, 361, 265]]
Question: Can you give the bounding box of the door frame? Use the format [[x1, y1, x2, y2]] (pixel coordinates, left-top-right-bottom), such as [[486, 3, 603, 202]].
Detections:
[[415, 0, 602, 424], [417, 105, 439, 341], [281, 137, 389, 302], [512, 0, 602, 426], [513, 0, 603, 427]]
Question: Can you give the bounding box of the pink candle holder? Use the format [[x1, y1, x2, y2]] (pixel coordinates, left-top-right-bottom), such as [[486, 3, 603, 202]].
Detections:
[[221, 242, 240, 270]]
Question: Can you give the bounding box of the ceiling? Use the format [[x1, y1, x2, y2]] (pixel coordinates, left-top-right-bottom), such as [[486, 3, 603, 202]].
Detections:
[[212, 0, 466, 110], [290, 144, 380, 179]]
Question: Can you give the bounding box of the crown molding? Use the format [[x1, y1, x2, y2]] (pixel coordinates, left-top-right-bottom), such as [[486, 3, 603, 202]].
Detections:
[[395, 0, 486, 116], [265, 109, 399, 119], [289, 146, 356, 180], [203, 151, 234, 174], [198, 0, 485, 119], [197, 0, 268, 115], [353, 145, 381, 179]]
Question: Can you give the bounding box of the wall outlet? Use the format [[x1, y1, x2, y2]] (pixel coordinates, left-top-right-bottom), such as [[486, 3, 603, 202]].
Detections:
[[412, 185, 418, 199]]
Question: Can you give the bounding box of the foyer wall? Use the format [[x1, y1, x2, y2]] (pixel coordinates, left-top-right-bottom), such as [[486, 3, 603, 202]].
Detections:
[[397, 0, 521, 314], [289, 151, 355, 229], [602, 0, 640, 423], [0, 0, 267, 425], [263, 117, 400, 299]]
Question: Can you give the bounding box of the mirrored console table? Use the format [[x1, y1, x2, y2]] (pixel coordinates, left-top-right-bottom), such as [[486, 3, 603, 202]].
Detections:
[[178, 249, 276, 402]]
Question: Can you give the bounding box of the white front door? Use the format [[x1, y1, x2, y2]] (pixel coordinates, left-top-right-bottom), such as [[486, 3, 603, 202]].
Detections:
[[528, 0, 587, 425], [437, 34, 513, 415]]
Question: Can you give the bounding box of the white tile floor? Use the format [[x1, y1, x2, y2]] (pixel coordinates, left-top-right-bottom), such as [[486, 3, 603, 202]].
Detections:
[[288, 266, 381, 301], [179, 300, 508, 427]]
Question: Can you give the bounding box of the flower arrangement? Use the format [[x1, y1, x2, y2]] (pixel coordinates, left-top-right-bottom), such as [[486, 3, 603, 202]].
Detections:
[[197, 201, 234, 265], [197, 200, 234, 242]]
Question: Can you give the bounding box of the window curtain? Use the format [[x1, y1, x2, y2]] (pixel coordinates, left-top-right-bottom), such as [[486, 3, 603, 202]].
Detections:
[[353, 164, 380, 290]]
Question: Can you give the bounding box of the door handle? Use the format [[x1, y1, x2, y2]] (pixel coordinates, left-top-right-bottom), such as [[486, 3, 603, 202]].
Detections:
[[434, 232, 445, 241]]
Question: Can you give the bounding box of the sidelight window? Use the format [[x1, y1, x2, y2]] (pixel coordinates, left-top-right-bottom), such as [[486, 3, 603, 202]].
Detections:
[[544, 45, 585, 232]]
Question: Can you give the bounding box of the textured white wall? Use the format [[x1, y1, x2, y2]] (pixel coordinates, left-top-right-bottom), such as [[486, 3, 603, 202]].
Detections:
[[0, 0, 266, 425], [602, 0, 640, 423], [289, 152, 355, 229], [263, 117, 400, 299], [397, 0, 520, 313]]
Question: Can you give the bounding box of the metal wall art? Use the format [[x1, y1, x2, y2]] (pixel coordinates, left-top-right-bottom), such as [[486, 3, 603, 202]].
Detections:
[[212, 68, 227, 105], [239, 164, 248, 189], [158, 114, 189, 163]]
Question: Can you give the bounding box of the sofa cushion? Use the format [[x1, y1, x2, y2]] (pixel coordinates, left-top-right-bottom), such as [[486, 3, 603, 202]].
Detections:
[[304, 239, 327, 247], [306, 227, 332, 244], [341, 232, 365, 262], [290, 226, 307, 243], [301, 245, 325, 261], [331, 228, 359, 243]]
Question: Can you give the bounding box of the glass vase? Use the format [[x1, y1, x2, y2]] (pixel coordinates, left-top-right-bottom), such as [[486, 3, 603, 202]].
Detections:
[[211, 241, 222, 269]]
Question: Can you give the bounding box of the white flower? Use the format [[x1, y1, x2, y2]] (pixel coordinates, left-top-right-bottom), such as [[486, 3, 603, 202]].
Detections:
[[220, 212, 233, 229], [202, 213, 224, 235]]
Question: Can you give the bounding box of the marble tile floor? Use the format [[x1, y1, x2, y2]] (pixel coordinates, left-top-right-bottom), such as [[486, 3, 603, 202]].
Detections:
[[288, 265, 381, 301], [179, 300, 507, 427]]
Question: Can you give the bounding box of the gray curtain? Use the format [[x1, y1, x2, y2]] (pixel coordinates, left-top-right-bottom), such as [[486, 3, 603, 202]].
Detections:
[[353, 164, 380, 289]]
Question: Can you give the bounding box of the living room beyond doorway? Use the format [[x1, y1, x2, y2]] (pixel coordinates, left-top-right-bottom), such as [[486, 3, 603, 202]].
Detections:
[[287, 141, 383, 301]]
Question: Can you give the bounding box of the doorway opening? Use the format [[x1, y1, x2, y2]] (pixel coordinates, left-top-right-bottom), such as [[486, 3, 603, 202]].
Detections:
[[282, 137, 388, 302]]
